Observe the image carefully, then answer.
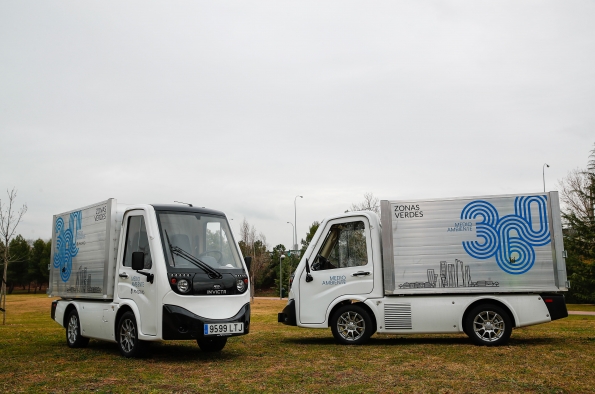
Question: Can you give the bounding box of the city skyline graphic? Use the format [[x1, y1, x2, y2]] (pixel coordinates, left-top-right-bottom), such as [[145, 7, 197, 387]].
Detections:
[[66, 266, 102, 293], [398, 259, 499, 289]]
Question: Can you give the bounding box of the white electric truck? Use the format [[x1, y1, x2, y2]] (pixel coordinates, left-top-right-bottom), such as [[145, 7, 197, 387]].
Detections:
[[49, 199, 251, 357], [279, 192, 569, 346]]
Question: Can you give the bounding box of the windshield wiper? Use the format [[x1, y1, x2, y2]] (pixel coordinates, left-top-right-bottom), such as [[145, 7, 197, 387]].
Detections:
[[164, 230, 222, 279], [165, 230, 177, 268]]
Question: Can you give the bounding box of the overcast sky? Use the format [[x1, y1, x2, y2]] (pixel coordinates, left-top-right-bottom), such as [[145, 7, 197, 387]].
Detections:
[[1, 1, 594, 249]]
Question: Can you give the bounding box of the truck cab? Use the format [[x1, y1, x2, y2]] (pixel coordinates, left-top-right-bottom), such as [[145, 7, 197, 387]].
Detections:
[[50, 201, 251, 357], [285, 212, 384, 328]]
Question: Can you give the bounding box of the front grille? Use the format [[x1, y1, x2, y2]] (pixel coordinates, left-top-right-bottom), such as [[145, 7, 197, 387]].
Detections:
[[384, 303, 412, 329]]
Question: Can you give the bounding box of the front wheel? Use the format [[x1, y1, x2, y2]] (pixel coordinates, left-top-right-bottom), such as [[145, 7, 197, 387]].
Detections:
[[197, 337, 227, 352], [330, 304, 374, 345], [66, 309, 89, 348], [465, 304, 512, 346], [117, 311, 146, 358]]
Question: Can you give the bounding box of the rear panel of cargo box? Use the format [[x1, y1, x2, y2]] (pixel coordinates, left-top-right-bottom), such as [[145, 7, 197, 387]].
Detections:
[[48, 199, 120, 299], [380, 192, 567, 295]]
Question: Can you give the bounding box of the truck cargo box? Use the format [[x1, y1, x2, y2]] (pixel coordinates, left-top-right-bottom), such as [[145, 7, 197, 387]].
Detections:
[[48, 199, 122, 299], [380, 192, 567, 295]]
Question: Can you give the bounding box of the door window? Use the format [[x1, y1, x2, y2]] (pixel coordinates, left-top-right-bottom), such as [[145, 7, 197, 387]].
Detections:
[[312, 221, 368, 270], [123, 216, 152, 269]]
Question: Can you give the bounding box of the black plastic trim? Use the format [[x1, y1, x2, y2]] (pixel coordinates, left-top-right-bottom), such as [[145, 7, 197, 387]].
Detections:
[[162, 302, 250, 340], [278, 299, 297, 326], [151, 204, 226, 217], [51, 300, 58, 321], [540, 293, 568, 321]]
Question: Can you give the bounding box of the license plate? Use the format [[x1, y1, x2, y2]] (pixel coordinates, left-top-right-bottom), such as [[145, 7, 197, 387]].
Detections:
[[204, 322, 244, 336]]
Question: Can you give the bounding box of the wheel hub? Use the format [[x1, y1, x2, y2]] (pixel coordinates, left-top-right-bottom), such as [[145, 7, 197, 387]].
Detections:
[[473, 310, 504, 342], [337, 311, 365, 341]]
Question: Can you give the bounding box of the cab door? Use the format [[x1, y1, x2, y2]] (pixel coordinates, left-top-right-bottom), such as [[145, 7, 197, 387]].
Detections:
[[117, 210, 158, 336], [298, 217, 374, 324]]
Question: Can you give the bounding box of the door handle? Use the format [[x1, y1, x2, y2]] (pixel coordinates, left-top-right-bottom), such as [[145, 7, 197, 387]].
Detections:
[[119, 272, 129, 279], [352, 271, 370, 277]]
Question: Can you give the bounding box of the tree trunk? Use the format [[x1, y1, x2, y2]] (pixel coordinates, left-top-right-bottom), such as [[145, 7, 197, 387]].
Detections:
[[1, 248, 8, 325]]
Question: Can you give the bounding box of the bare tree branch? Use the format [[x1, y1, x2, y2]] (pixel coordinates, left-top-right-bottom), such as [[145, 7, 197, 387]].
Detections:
[[348, 192, 380, 215], [0, 188, 28, 325]]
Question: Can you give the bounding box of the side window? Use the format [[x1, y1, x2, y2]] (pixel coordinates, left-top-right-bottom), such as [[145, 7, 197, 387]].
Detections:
[[123, 215, 153, 269], [312, 221, 368, 270]]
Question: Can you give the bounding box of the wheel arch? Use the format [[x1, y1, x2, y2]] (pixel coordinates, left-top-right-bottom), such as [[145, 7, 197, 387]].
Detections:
[[327, 298, 377, 331], [461, 298, 518, 329], [62, 302, 79, 328], [114, 303, 138, 338]]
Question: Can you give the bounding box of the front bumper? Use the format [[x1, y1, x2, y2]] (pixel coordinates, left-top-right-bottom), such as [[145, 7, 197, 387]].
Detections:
[[162, 302, 250, 340], [277, 299, 297, 326]]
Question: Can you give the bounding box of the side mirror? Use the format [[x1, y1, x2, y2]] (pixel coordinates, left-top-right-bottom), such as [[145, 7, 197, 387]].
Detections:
[[131, 251, 154, 284], [244, 256, 252, 271], [305, 258, 313, 283], [131, 251, 145, 270]]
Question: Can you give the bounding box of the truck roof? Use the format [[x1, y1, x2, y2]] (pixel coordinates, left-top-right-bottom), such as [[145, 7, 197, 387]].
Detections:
[[151, 204, 226, 217]]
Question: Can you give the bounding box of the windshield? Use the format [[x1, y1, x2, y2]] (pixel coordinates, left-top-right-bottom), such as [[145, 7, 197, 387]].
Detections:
[[156, 211, 243, 269]]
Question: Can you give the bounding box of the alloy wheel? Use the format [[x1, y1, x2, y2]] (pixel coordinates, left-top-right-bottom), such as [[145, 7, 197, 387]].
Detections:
[[67, 315, 78, 344], [473, 310, 505, 342], [336, 311, 366, 341], [119, 318, 136, 353]]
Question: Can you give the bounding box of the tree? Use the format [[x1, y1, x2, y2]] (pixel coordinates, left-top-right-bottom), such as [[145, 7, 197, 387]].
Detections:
[[238, 218, 271, 299], [299, 221, 320, 256], [347, 192, 380, 215], [558, 144, 595, 302], [29, 239, 51, 293], [270, 244, 288, 297], [6, 235, 30, 293], [0, 188, 27, 324]]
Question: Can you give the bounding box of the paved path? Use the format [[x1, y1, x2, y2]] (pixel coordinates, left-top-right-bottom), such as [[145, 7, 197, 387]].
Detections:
[[568, 311, 595, 316]]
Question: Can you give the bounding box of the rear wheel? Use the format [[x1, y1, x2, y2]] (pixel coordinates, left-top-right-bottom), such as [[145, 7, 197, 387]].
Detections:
[[197, 337, 227, 352], [465, 304, 512, 346], [117, 311, 146, 358], [330, 304, 373, 345], [66, 309, 89, 348]]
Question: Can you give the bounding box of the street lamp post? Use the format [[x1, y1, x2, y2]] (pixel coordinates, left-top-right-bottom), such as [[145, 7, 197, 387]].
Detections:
[[279, 254, 286, 299], [294, 195, 303, 250], [286, 222, 295, 251], [543, 163, 550, 193]]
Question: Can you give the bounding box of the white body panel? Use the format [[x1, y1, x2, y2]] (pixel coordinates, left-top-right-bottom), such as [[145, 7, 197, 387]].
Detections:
[[298, 215, 376, 324], [115, 207, 160, 336], [51, 201, 250, 343], [161, 291, 251, 320], [367, 294, 550, 334], [289, 192, 567, 335]]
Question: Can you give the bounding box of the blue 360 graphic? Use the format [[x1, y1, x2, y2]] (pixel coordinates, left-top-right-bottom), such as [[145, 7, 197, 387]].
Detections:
[[460, 196, 550, 275], [53, 211, 82, 282]]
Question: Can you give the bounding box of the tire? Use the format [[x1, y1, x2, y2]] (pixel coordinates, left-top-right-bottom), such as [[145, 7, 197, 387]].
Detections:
[[117, 311, 146, 358], [330, 304, 374, 345], [66, 309, 89, 348], [197, 337, 228, 352], [465, 304, 512, 346]]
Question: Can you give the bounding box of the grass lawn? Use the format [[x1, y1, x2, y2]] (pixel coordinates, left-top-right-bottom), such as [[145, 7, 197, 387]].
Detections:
[[566, 304, 595, 312], [1, 295, 594, 393]]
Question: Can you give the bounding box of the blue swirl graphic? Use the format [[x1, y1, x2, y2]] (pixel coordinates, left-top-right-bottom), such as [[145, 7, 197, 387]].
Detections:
[[461, 196, 550, 275], [54, 211, 82, 282]]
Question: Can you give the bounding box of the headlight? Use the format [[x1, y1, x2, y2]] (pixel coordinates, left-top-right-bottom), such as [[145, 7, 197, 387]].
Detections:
[[236, 279, 247, 293], [177, 279, 190, 293]]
